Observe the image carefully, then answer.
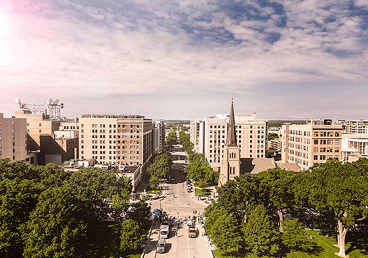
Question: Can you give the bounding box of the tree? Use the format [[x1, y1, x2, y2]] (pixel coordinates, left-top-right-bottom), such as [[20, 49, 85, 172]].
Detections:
[[299, 159, 368, 257], [147, 151, 172, 184], [0, 178, 40, 257], [217, 174, 269, 224], [205, 207, 242, 254], [258, 168, 296, 232], [66, 167, 132, 221], [119, 219, 144, 251], [22, 186, 87, 258], [126, 200, 151, 234], [166, 131, 177, 147], [281, 219, 316, 252], [0, 159, 40, 182], [242, 204, 280, 256]]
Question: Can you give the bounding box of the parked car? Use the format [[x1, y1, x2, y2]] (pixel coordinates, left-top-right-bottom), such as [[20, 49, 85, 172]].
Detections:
[[156, 239, 166, 253]]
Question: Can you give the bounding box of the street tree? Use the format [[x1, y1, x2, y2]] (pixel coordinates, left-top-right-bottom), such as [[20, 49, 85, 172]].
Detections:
[[205, 208, 242, 254], [242, 204, 280, 256], [166, 131, 177, 147], [119, 219, 144, 251]]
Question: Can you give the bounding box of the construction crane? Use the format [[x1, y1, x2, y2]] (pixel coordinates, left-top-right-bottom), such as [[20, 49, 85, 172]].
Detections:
[[289, 115, 315, 125]]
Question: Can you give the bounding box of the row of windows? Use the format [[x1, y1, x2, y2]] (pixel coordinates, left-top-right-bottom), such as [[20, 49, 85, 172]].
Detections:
[[209, 125, 264, 129], [313, 147, 339, 153], [289, 143, 309, 151], [81, 124, 141, 129], [289, 150, 309, 159], [314, 155, 339, 161], [289, 130, 311, 136], [314, 131, 340, 137], [288, 157, 309, 167], [314, 139, 340, 145]]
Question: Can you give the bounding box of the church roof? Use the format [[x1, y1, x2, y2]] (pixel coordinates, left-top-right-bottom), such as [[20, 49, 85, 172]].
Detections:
[[240, 158, 276, 174]]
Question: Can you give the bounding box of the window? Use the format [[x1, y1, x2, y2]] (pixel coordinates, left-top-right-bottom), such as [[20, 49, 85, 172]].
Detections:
[[314, 155, 318, 160]]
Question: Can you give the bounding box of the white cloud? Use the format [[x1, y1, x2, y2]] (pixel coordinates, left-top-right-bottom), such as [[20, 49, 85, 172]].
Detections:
[[1, 0, 368, 119]]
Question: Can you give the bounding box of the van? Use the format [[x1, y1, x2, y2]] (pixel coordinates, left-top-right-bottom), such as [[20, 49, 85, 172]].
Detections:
[[160, 224, 169, 239]]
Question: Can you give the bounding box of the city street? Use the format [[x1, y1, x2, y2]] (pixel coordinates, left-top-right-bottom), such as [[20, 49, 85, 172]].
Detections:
[[142, 145, 213, 258]]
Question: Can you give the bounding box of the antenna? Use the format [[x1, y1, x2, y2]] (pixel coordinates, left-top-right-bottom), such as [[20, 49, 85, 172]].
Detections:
[[47, 99, 63, 120]]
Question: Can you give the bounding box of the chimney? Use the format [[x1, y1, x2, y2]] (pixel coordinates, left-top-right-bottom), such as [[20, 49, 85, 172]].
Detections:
[[253, 112, 256, 121]]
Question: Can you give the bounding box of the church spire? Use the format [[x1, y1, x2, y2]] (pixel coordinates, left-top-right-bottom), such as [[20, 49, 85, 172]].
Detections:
[[226, 98, 237, 147]]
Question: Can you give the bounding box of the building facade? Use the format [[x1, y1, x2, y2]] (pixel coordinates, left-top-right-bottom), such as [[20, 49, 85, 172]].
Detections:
[[204, 113, 268, 170], [153, 120, 165, 154], [345, 120, 368, 134], [79, 114, 153, 166], [0, 113, 29, 163], [281, 120, 343, 170]]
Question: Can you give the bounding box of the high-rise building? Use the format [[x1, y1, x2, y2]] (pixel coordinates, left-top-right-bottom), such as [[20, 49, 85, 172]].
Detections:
[[191, 105, 268, 171], [79, 114, 153, 167], [281, 119, 343, 170], [153, 120, 165, 154]]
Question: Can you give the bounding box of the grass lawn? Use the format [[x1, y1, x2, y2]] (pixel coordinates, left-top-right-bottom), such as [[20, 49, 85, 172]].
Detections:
[[195, 188, 211, 197], [212, 230, 368, 258], [147, 189, 161, 195], [77, 222, 143, 258]]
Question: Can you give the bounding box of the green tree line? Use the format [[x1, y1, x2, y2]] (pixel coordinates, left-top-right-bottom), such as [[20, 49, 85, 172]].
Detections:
[[0, 158, 151, 258], [205, 159, 368, 257], [146, 151, 173, 189]]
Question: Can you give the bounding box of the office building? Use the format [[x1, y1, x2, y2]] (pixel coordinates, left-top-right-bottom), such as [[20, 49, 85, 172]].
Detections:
[[281, 119, 343, 170], [79, 114, 153, 167]]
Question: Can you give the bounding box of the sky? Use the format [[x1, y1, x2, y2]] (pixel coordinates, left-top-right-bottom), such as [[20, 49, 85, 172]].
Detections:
[[1, 0, 368, 120]]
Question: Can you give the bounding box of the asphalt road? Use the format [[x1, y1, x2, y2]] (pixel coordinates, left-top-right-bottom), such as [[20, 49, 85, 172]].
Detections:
[[143, 145, 213, 258]]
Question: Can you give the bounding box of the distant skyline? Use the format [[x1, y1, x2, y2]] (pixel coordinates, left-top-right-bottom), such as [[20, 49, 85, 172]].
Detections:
[[1, 0, 368, 120]]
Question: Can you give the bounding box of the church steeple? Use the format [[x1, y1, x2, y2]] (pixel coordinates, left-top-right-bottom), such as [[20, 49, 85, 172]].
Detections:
[[226, 98, 237, 147]]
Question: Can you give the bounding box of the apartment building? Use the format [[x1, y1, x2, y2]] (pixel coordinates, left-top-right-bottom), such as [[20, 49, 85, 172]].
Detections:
[[191, 112, 268, 170], [79, 114, 153, 166], [345, 119, 368, 134], [268, 137, 282, 151], [281, 119, 343, 170], [190, 118, 206, 154], [153, 120, 165, 154]]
